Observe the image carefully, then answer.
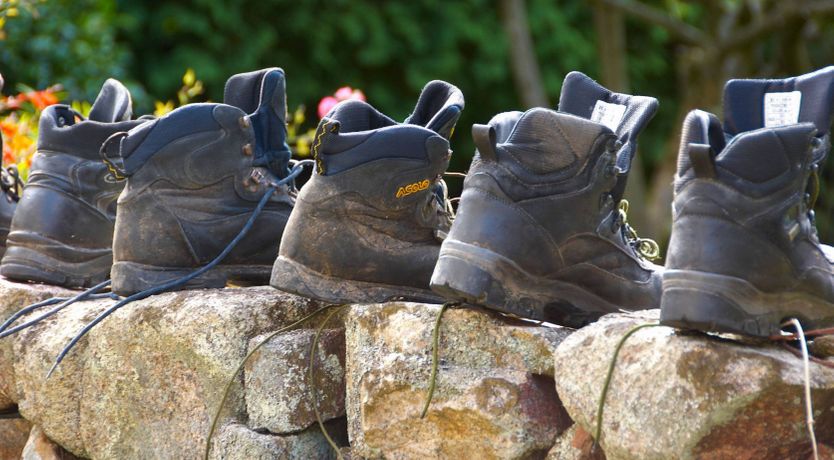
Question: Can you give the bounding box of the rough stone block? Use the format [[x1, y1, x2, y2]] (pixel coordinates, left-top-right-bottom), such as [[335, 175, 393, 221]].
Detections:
[[21, 425, 81, 460], [209, 423, 336, 460], [346, 302, 573, 459], [0, 277, 333, 458], [0, 417, 32, 459], [554, 311, 834, 460], [245, 328, 346, 433]]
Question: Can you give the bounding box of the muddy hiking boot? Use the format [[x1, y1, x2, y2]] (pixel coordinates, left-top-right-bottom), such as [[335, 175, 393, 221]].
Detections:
[[0, 166, 21, 259], [0, 75, 18, 259], [0, 169, 22, 262], [105, 68, 296, 296], [430, 72, 661, 326], [0, 79, 147, 288], [270, 80, 464, 304], [661, 67, 834, 337]]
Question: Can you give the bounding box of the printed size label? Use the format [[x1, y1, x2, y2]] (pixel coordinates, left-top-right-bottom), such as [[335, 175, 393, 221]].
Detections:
[[591, 100, 627, 132], [764, 91, 802, 127]]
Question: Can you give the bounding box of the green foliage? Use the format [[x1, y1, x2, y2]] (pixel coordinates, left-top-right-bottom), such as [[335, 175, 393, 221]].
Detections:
[[0, 0, 680, 177], [2, 0, 834, 241], [116, 0, 610, 176], [0, 0, 136, 101]]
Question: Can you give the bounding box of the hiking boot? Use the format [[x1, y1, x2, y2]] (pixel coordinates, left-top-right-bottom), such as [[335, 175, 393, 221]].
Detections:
[[430, 72, 660, 326], [0, 79, 146, 288], [0, 75, 17, 259], [270, 80, 464, 304], [107, 68, 296, 296], [660, 67, 834, 337], [0, 167, 21, 259]]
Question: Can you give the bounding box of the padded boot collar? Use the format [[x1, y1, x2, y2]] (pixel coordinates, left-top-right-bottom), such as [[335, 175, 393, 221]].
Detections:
[[224, 68, 291, 178]]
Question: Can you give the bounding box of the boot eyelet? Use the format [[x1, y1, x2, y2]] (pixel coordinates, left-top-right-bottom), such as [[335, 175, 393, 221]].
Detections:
[[242, 143, 253, 156], [599, 193, 613, 209], [239, 117, 251, 129]]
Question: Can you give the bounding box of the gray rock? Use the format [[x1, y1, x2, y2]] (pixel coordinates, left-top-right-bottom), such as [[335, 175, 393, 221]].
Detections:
[[0, 417, 31, 459], [811, 335, 834, 359], [0, 282, 73, 408], [554, 311, 834, 460], [0, 278, 339, 459], [22, 425, 81, 460], [209, 423, 337, 460], [346, 302, 573, 459], [245, 328, 346, 433], [546, 424, 605, 460]]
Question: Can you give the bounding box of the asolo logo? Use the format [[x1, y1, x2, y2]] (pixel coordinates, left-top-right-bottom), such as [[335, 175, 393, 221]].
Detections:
[[396, 179, 430, 198]]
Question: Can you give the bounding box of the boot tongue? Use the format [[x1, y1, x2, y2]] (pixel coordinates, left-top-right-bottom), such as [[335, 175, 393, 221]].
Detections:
[[557, 71, 658, 201], [88, 78, 132, 123], [723, 66, 834, 137], [325, 99, 397, 133], [224, 68, 291, 178], [404, 80, 464, 139], [557, 71, 658, 175]]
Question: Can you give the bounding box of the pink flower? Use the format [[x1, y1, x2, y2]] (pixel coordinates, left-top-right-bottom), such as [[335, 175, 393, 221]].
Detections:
[[317, 96, 339, 119], [317, 86, 367, 118], [334, 86, 354, 100]]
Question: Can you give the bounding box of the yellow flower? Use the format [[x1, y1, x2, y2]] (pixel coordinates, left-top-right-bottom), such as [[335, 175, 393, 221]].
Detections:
[[154, 100, 175, 117], [182, 68, 196, 87], [295, 136, 311, 157]]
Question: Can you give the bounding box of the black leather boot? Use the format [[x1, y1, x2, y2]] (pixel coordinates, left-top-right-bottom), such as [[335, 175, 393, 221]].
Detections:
[[107, 68, 297, 296], [661, 67, 834, 336], [270, 81, 464, 303], [1, 79, 146, 287], [431, 72, 660, 326], [0, 166, 22, 259]]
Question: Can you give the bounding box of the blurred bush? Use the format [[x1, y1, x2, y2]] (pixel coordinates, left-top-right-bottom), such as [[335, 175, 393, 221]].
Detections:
[[1, 0, 832, 243], [0, 0, 138, 101], [0, 0, 675, 176]]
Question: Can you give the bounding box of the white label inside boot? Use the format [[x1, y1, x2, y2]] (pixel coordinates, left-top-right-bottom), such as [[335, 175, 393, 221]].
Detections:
[[763, 91, 802, 127], [591, 100, 627, 132]]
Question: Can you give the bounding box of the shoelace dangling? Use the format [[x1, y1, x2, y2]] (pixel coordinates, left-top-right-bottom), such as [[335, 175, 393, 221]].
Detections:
[[0, 160, 314, 378], [616, 199, 660, 261]]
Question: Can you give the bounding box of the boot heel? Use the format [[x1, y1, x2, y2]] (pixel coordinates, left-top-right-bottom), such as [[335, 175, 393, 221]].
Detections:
[[111, 261, 227, 296], [659, 288, 750, 333], [660, 269, 777, 336], [271, 255, 443, 304], [430, 253, 502, 306]]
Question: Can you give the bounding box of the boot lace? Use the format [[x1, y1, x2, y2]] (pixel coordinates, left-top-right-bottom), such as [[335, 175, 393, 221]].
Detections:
[[435, 177, 456, 220], [0, 166, 22, 202], [805, 163, 820, 234], [615, 199, 660, 261], [0, 160, 315, 378]]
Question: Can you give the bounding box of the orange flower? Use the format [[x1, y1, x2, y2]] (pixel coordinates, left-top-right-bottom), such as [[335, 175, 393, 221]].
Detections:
[[0, 119, 16, 139], [25, 89, 59, 111], [3, 144, 14, 165]]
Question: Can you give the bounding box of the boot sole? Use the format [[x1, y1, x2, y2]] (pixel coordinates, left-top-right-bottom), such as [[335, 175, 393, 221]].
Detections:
[[1, 234, 112, 288], [270, 255, 445, 304], [111, 261, 272, 296], [430, 240, 623, 326], [660, 269, 834, 337]]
